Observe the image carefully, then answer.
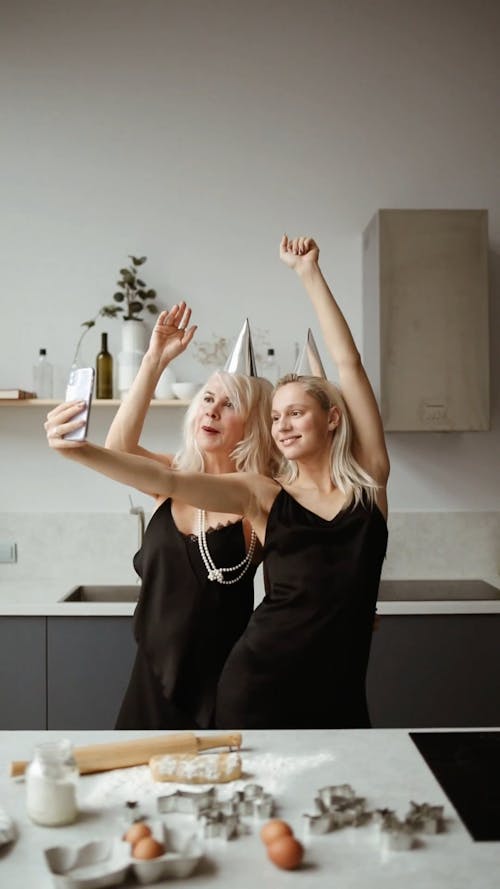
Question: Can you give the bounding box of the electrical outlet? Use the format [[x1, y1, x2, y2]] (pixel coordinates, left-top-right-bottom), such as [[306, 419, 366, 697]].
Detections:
[[0, 542, 17, 563]]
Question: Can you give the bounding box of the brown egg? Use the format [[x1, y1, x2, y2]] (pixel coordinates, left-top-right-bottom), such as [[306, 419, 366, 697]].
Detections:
[[132, 836, 165, 860], [267, 835, 304, 870], [123, 822, 152, 845], [260, 819, 293, 845]]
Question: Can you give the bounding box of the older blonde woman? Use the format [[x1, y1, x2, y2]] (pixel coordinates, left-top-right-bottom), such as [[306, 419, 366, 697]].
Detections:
[[46, 305, 277, 729]]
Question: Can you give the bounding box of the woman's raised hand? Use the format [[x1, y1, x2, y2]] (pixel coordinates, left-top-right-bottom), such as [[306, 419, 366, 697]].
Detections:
[[44, 402, 87, 449], [279, 234, 320, 272], [147, 302, 197, 367]]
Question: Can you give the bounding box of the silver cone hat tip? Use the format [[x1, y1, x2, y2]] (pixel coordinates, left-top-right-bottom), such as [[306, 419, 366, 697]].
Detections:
[[293, 329, 327, 378], [224, 318, 258, 376]]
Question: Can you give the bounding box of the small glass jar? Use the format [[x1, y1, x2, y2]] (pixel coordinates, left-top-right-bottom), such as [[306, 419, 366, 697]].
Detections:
[[26, 739, 79, 826]]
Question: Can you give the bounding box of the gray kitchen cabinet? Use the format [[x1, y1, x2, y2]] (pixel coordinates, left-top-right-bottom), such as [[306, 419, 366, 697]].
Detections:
[[362, 209, 489, 431], [0, 617, 46, 728], [366, 614, 500, 727], [47, 617, 135, 729]]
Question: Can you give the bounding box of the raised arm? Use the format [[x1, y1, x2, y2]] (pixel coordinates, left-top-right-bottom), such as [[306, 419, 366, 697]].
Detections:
[[104, 302, 196, 463], [280, 235, 390, 487]]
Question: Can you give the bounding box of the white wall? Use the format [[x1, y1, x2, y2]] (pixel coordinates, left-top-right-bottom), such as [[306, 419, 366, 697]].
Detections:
[[1, 0, 499, 521]]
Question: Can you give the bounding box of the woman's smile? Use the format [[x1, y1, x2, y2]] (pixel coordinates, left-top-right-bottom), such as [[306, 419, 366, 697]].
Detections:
[[279, 434, 301, 447]]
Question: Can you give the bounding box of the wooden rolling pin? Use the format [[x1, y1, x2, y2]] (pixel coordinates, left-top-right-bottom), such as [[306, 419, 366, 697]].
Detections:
[[10, 732, 241, 777]]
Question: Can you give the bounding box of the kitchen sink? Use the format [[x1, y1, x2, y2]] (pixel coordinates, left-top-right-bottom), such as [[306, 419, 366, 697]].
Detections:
[[59, 585, 140, 603]]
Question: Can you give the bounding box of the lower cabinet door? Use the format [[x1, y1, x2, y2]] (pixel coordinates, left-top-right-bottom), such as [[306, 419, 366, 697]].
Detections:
[[367, 614, 500, 728], [47, 617, 136, 729], [0, 617, 46, 728]]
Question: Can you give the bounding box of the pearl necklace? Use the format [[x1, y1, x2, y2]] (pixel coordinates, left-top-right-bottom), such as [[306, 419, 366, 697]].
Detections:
[[197, 509, 257, 584]]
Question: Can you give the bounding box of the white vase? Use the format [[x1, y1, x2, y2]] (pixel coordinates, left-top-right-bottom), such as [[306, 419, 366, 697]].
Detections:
[[154, 366, 176, 399], [121, 319, 147, 353], [117, 320, 148, 397]]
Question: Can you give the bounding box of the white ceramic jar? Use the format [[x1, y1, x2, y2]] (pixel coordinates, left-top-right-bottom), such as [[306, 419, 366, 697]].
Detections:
[[26, 739, 79, 826], [154, 365, 176, 399]]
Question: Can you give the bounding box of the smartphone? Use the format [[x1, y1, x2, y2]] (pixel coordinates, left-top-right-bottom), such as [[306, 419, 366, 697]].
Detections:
[[64, 367, 94, 441]]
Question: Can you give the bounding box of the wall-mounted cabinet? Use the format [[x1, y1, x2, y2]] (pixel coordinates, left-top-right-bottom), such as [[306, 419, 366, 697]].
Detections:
[[362, 209, 490, 431]]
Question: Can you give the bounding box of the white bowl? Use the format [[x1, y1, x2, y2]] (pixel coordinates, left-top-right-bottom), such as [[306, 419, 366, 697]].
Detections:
[[171, 382, 200, 400]]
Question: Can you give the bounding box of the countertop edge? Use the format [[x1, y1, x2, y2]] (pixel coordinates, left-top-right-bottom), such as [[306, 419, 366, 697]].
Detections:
[[2, 600, 500, 617]]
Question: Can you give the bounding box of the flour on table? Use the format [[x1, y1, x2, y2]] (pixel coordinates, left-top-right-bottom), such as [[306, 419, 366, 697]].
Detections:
[[80, 750, 336, 809]]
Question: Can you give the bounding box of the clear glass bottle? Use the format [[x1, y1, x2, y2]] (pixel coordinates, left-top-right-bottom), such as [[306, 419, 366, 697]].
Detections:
[[33, 348, 53, 398], [263, 348, 280, 385], [26, 739, 79, 826], [96, 332, 113, 398]]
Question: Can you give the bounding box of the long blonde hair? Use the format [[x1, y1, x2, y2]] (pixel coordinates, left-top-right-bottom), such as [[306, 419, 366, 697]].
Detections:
[[173, 370, 279, 476], [275, 374, 379, 507]]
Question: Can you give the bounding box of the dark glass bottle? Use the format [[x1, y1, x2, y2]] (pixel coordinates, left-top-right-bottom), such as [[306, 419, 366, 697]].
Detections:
[[96, 333, 113, 399]]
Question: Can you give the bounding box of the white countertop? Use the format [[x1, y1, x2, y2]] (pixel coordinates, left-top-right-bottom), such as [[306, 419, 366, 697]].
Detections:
[[0, 580, 499, 616], [1, 729, 498, 889]]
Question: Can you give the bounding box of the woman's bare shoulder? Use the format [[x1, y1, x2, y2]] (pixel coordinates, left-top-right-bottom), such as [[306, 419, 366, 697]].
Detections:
[[243, 473, 281, 513]]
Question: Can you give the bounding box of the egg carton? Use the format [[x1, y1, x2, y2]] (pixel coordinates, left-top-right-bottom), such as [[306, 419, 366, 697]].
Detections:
[[43, 823, 203, 888]]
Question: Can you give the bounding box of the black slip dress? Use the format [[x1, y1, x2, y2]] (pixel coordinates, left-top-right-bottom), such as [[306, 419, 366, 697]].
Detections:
[[215, 488, 388, 729], [115, 498, 255, 729]]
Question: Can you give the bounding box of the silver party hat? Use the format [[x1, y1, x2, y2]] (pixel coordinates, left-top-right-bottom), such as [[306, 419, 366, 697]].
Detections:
[[293, 329, 327, 378], [224, 318, 258, 376]]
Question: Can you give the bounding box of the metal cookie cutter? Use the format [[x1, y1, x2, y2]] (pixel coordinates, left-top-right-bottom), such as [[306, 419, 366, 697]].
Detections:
[[329, 799, 367, 829], [314, 785, 367, 828], [316, 784, 356, 809], [157, 787, 217, 816], [305, 783, 368, 834], [405, 801, 445, 834], [372, 808, 398, 828], [200, 810, 239, 840], [380, 816, 414, 851], [231, 784, 274, 818], [302, 812, 333, 835], [199, 798, 238, 818]]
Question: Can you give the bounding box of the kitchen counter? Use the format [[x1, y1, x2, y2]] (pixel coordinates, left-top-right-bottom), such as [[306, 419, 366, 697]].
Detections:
[[0, 579, 499, 616], [1, 729, 498, 889]]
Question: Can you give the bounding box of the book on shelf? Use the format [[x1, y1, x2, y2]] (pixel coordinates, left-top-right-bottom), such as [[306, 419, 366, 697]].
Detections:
[[0, 389, 37, 400]]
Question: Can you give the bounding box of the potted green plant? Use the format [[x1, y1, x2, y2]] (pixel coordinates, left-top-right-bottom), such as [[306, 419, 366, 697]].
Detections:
[[72, 255, 158, 366], [112, 255, 158, 321]]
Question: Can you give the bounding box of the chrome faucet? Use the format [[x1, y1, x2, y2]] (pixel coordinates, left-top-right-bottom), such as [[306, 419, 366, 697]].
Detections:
[[129, 495, 145, 550]]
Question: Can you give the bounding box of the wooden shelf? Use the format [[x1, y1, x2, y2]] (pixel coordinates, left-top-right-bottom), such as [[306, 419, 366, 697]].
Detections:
[[0, 399, 190, 407]]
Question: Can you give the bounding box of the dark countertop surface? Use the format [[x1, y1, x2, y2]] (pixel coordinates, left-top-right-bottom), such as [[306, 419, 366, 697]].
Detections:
[[379, 579, 500, 601], [1, 579, 499, 615]]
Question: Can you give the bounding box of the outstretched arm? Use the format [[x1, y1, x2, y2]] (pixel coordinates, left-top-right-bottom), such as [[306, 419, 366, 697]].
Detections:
[[280, 235, 389, 487], [105, 302, 197, 463], [45, 405, 265, 520]]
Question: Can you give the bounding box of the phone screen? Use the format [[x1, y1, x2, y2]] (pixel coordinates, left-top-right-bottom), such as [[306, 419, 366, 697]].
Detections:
[[64, 367, 94, 441]]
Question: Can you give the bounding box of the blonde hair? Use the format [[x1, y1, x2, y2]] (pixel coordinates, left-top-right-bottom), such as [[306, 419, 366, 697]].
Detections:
[[274, 373, 379, 507], [173, 371, 279, 476]]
